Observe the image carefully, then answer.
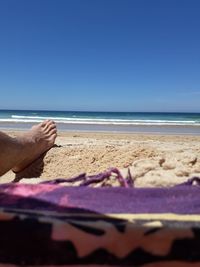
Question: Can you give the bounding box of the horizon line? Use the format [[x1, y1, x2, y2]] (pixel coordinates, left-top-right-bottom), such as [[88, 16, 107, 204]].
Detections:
[[0, 109, 200, 114]]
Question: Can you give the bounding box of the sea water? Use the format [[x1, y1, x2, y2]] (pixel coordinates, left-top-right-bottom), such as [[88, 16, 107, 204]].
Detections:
[[0, 110, 200, 135]]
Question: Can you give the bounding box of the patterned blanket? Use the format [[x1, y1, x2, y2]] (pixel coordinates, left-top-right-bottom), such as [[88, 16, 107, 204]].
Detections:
[[0, 169, 200, 266]]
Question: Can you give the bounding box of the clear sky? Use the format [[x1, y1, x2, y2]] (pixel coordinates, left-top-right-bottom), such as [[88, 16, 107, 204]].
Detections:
[[0, 0, 200, 112]]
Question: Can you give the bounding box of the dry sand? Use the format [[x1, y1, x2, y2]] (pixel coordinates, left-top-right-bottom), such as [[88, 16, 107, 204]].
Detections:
[[1, 131, 200, 187]]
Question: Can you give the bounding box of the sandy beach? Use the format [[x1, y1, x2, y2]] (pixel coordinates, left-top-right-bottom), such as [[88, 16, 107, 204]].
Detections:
[[1, 130, 200, 187]]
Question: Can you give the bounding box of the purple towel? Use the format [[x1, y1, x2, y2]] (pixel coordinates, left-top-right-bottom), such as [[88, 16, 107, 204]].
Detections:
[[0, 170, 200, 266]]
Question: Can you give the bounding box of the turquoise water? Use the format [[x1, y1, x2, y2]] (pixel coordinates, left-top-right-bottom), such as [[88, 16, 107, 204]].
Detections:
[[0, 110, 200, 134]]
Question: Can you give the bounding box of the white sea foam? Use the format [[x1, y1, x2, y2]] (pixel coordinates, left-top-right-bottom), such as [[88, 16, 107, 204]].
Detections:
[[0, 115, 198, 126], [11, 115, 197, 124]]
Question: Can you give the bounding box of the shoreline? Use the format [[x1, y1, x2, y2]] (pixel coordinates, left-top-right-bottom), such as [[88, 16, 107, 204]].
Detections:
[[3, 128, 200, 138], [0, 122, 200, 136], [1, 130, 200, 187]]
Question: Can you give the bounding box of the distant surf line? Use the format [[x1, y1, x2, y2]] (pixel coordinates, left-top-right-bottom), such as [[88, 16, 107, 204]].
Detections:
[[0, 115, 199, 126]]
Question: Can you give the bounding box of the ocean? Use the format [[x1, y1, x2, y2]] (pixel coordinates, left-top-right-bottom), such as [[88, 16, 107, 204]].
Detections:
[[0, 110, 200, 135]]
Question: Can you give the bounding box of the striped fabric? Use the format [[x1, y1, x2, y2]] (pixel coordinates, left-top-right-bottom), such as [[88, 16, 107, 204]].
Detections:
[[0, 171, 200, 266]]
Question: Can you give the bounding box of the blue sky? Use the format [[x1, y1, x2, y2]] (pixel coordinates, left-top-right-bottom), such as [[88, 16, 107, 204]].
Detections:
[[0, 0, 200, 112]]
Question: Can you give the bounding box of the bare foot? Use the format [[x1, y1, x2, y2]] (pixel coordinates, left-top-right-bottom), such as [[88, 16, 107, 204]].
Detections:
[[12, 120, 57, 173]]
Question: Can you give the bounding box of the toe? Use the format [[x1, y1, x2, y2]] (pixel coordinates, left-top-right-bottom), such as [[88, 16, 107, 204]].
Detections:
[[45, 123, 57, 134], [41, 120, 50, 127], [48, 128, 57, 136], [43, 120, 56, 131]]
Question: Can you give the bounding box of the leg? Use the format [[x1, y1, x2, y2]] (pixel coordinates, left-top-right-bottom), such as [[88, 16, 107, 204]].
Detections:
[[0, 120, 57, 176]]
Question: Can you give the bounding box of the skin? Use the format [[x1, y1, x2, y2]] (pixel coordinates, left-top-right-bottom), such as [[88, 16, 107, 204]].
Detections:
[[0, 120, 57, 176]]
